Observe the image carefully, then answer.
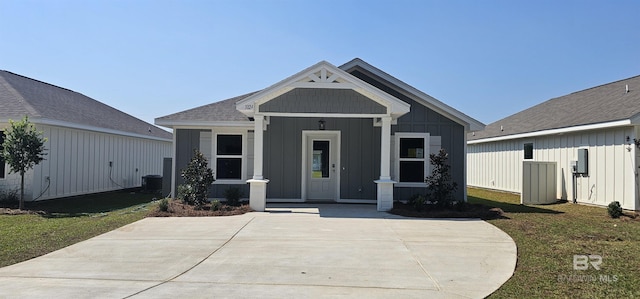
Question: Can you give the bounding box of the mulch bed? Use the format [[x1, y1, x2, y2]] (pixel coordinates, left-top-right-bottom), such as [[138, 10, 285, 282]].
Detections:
[[0, 207, 46, 215], [148, 200, 253, 217], [620, 212, 640, 221], [389, 202, 505, 220]]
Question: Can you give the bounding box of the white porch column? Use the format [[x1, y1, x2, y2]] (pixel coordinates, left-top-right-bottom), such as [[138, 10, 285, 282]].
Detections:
[[248, 115, 269, 211], [375, 116, 395, 211]]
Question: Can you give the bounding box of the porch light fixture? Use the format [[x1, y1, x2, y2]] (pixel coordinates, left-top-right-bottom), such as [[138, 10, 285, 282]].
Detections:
[[318, 119, 326, 130]]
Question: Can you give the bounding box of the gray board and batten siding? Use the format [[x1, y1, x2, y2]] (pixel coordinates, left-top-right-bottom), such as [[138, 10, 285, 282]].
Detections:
[[173, 128, 250, 199], [264, 117, 381, 200], [348, 68, 466, 201], [173, 71, 466, 202]]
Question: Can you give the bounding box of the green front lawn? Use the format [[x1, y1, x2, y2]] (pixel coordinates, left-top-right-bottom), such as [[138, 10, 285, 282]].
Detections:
[[469, 187, 640, 298], [0, 191, 157, 268]]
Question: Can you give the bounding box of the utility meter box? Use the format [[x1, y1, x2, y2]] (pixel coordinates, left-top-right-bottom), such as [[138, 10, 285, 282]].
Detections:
[[577, 148, 588, 174]]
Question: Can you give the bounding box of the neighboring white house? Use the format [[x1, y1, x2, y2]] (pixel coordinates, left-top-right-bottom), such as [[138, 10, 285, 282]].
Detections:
[[468, 75, 640, 210], [0, 70, 172, 201]]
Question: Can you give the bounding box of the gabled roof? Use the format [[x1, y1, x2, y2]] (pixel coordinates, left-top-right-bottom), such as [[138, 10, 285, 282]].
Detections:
[[340, 58, 485, 131], [156, 58, 483, 132], [235, 60, 410, 119], [469, 75, 640, 142], [0, 70, 171, 140]]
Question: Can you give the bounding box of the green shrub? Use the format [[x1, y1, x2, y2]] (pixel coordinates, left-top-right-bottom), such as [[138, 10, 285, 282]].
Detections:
[[408, 194, 427, 211], [210, 200, 221, 211], [425, 149, 458, 208], [223, 187, 242, 206], [158, 198, 169, 212], [178, 149, 215, 209], [608, 201, 623, 218]]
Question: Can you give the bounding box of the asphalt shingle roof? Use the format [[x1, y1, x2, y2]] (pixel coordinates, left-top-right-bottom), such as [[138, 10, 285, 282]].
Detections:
[[0, 70, 171, 139], [155, 91, 259, 123], [469, 75, 640, 140], [155, 59, 485, 131]]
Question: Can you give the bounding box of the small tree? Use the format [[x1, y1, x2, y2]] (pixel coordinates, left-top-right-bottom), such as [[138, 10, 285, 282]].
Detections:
[[178, 149, 214, 208], [425, 149, 458, 208], [0, 116, 47, 210]]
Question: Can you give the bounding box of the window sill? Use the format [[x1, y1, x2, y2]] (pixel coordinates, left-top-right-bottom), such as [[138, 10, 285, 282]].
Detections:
[[213, 180, 246, 185], [395, 182, 428, 188]]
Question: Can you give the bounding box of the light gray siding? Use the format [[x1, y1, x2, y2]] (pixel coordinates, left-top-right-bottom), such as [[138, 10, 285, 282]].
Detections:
[[260, 88, 386, 114]]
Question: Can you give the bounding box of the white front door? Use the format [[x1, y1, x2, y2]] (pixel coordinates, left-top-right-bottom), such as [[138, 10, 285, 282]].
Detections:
[[305, 132, 338, 201]]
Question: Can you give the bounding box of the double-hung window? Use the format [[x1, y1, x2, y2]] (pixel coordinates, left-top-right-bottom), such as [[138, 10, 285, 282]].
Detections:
[[214, 133, 247, 182], [395, 133, 429, 186]]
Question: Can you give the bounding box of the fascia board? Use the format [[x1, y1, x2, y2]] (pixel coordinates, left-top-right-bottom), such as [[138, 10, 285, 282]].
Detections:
[[468, 119, 632, 144], [15, 118, 173, 142]]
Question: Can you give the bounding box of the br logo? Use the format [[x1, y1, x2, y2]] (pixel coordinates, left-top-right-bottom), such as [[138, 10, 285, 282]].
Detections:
[[573, 255, 602, 270]]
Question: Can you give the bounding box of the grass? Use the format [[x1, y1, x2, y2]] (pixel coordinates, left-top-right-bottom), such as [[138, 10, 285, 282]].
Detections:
[[0, 190, 158, 268], [2, 187, 639, 298], [468, 187, 640, 298]]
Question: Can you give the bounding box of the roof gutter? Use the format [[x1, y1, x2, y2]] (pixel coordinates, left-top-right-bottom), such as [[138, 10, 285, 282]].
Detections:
[[468, 119, 633, 144], [1, 117, 172, 142]]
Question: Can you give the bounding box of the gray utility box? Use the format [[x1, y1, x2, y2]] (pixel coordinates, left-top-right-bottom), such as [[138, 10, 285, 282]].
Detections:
[[577, 148, 588, 174]]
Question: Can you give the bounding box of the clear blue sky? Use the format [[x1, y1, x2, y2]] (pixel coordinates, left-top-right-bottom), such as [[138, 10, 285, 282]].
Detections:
[[1, 0, 639, 127]]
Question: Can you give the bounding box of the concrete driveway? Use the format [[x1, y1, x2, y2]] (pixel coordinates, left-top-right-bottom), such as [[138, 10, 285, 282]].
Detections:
[[0, 204, 516, 298]]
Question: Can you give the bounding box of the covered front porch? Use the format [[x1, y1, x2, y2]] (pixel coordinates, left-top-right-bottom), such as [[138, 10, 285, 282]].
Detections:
[[237, 62, 410, 211]]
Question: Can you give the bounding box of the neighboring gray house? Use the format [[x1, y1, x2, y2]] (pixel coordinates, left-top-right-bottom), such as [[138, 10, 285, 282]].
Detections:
[[156, 59, 484, 211], [468, 75, 640, 210], [0, 70, 172, 201]]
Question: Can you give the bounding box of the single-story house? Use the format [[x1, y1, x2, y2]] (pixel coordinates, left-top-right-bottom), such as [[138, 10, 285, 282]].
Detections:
[[468, 75, 640, 210], [156, 59, 484, 211], [0, 70, 172, 201]]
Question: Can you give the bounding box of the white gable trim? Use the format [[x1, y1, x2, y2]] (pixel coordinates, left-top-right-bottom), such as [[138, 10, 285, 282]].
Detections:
[[468, 119, 633, 144], [340, 58, 485, 132], [236, 61, 410, 119]]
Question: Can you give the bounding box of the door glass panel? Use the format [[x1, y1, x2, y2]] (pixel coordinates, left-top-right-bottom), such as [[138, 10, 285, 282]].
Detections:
[[312, 140, 330, 178]]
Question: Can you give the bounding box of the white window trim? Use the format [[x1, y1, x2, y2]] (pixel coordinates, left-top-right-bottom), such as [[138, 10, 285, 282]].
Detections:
[[394, 132, 429, 187], [212, 129, 248, 184]]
